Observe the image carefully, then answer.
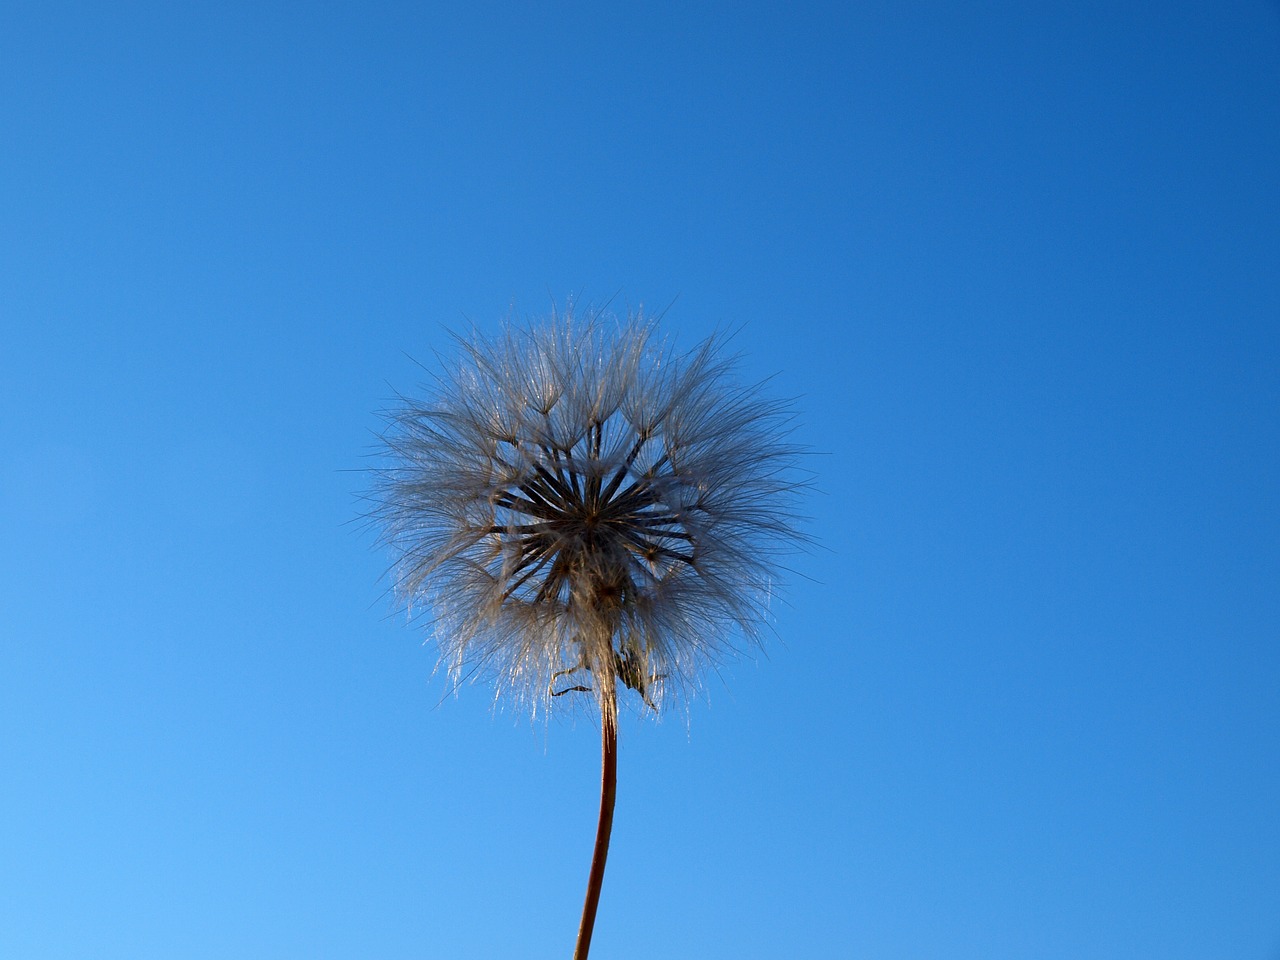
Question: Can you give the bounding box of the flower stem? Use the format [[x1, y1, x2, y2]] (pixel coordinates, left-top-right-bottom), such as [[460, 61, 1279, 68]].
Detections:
[[573, 683, 618, 960]]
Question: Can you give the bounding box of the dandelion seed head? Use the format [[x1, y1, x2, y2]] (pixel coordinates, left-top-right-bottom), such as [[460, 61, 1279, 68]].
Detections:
[[372, 304, 804, 716]]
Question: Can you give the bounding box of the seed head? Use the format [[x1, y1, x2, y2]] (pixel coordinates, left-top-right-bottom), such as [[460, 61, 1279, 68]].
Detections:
[[372, 305, 804, 715]]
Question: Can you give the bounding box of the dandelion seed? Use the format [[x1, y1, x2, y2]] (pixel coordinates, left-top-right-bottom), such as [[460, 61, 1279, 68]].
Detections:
[[371, 303, 804, 958]]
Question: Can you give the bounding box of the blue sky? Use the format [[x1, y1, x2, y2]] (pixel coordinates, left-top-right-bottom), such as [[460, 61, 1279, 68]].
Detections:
[[2, 2, 1278, 958]]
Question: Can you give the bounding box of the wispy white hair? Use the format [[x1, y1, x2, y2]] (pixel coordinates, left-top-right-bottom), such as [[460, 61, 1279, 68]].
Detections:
[[372, 305, 805, 715]]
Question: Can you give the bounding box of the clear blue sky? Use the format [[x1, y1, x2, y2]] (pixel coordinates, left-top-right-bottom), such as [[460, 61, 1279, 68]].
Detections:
[[3, 2, 1278, 958]]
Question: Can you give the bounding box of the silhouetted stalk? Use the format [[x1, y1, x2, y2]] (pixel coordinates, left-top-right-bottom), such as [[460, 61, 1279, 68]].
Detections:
[[573, 674, 617, 960]]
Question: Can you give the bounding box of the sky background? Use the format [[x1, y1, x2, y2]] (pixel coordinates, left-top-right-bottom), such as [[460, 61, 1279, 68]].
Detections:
[[2, 2, 1278, 958]]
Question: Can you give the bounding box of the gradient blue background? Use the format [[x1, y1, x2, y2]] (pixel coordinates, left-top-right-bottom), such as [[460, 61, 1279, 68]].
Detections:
[[3, 2, 1278, 958]]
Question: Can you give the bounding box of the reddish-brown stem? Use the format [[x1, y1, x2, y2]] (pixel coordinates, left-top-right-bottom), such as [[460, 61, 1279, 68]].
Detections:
[[573, 682, 618, 960]]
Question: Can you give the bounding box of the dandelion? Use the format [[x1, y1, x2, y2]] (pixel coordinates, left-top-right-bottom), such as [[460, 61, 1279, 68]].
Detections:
[[371, 304, 804, 958]]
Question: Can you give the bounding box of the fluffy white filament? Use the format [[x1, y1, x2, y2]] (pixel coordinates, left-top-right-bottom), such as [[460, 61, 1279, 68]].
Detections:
[[372, 306, 804, 715]]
